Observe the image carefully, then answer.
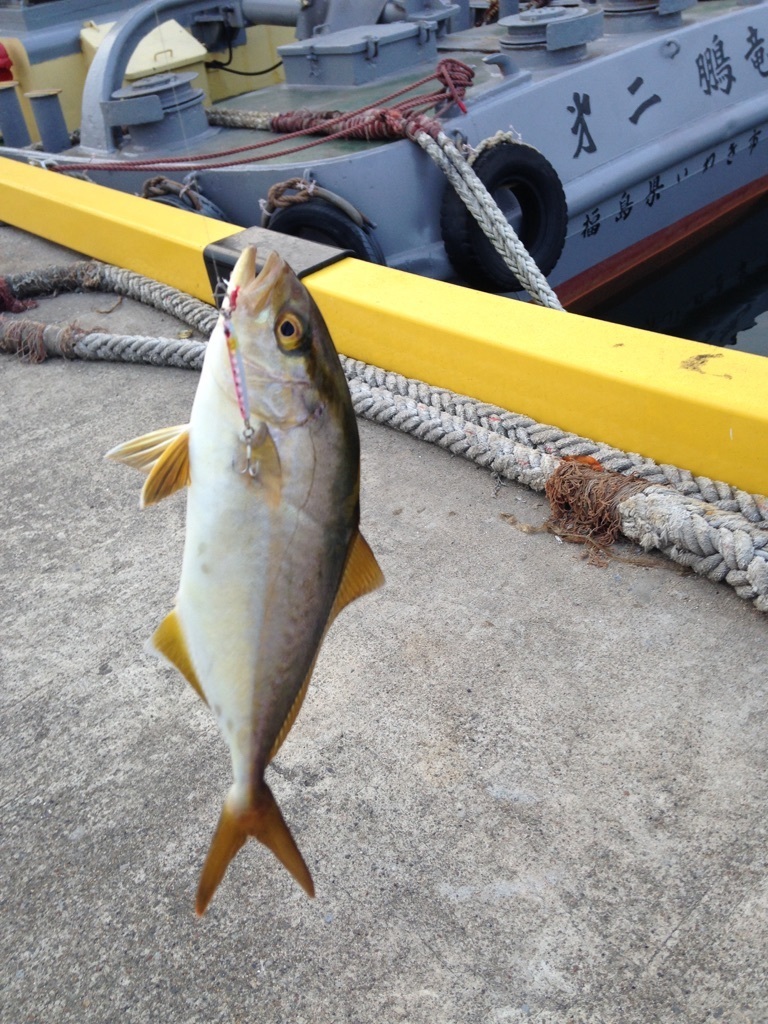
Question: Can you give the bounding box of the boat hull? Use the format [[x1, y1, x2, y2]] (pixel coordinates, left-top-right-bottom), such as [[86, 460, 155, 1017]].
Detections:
[[1, 0, 767, 305]]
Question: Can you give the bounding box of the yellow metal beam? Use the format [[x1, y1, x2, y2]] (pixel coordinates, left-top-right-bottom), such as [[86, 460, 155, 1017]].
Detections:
[[306, 259, 768, 497], [0, 156, 239, 300], [0, 155, 765, 495]]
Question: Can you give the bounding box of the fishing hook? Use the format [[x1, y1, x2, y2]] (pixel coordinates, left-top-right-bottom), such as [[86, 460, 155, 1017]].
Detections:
[[239, 421, 263, 478], [238, 417, 276, 479]]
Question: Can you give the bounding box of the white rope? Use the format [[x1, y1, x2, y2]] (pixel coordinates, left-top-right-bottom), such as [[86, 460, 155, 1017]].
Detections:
[[2, 264, 766, 612], [342, 359, 767, 522], [4, 262, 218, 335], [410, 129, 564, 310], [345, 376, 768, 612], [621, 488, 768, 610], [205, 108, 274, 131]]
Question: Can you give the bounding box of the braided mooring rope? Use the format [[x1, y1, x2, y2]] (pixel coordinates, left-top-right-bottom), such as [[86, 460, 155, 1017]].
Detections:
[[4, 262, 217, 335], [345, 375, 768, 610], [1, 261, 766, 611], [344, 361, 767, 521], [409, 128, 564, 310]]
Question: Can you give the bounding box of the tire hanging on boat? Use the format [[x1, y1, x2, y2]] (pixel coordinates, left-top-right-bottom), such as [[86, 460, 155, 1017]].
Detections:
[[267, 198, 386, 264], [440, 139, 568, 293]]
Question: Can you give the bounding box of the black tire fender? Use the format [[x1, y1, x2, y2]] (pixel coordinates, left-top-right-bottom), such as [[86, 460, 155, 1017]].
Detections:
[[267, 198, 386, 264], [440, 140, 568, 292]]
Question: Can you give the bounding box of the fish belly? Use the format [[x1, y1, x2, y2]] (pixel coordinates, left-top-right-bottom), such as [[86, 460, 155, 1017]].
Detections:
[[176, 419, 347, 797]]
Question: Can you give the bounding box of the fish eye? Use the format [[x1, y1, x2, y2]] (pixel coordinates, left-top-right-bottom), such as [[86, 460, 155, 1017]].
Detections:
[[275, 312, 305, 352]]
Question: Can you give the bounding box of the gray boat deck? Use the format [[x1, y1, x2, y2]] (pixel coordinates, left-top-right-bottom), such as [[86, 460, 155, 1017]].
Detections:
[[1, 227, 765, 1023]]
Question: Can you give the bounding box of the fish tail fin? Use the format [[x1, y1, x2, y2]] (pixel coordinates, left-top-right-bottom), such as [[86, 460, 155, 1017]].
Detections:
[[195, 784, 314, 916], [249, 783, 315, 900], [195, 799, 248, 917]]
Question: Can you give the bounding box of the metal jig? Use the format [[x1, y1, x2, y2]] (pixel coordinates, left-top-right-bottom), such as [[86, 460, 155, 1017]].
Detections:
[[221, 304, 263, 476], [238, 421, 264, 478]]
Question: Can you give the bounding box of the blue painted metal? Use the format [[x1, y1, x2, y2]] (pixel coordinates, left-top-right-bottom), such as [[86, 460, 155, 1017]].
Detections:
[[0, 0, 141, 57], [0, 82, 30, 147], [25, 89, 70, 151]]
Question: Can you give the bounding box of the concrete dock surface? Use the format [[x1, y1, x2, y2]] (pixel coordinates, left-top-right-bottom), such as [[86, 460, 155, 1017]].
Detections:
[[1, 227, 766, 1023]]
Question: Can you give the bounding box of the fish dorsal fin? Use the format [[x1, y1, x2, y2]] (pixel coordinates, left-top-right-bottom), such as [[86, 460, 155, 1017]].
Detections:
[[329, 530, 384, 626], [267, 531, 383, 764], [105, 425, 189, 473], [140, 428, 191, 508], [150, 609, 208, 706]]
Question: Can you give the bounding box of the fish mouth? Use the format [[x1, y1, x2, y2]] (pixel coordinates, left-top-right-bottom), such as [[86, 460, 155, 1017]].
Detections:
[[228, 246, 286, 317]]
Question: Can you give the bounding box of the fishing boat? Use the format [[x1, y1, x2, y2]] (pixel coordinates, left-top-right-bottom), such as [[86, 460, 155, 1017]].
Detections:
[[0, 0, 766, 312]]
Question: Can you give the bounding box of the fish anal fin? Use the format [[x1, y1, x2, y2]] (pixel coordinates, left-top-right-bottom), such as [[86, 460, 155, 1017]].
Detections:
[[329, 530, 384, 625], [267, 653, 319, 763], [141, 428, 191, 508], [150, 609, 207, 706], [267, 532, 383, 762], [195, 784, 314, 916], [105, 424, 189, 473]]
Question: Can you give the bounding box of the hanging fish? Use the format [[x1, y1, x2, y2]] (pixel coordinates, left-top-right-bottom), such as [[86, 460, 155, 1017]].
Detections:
[[107, 246, 384, 915]]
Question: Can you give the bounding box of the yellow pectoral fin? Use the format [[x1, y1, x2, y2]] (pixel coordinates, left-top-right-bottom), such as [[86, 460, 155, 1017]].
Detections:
[[329, 530, 385, 625], [105, 424, 189, 472], [150, 609, 207, 705], [141, 428, 191, 507]]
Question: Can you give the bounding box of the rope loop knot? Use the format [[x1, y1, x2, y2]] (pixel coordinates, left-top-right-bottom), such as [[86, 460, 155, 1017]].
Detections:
[[264, 176, 317, 211], [433, 58, 474, 113]]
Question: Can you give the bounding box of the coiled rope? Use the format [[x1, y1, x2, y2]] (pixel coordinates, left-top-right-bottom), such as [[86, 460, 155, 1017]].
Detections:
[[44, 59, 472, 175], [1, 260, 765, 611]]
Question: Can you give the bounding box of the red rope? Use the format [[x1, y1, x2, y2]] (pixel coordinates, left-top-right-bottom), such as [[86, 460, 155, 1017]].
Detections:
[[0, 279, 37, 313], [51, 59, 474, 174]]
